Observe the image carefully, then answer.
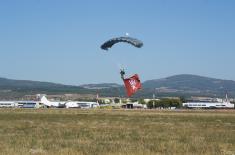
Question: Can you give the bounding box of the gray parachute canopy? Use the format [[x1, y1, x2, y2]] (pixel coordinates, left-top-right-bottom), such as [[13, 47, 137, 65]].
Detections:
[[101, 37, 143, 50]]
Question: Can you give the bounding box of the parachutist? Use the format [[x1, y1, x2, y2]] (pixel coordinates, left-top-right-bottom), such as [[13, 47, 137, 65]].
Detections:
[[100, 35, 143, 97], [120, 69, 125, 80]]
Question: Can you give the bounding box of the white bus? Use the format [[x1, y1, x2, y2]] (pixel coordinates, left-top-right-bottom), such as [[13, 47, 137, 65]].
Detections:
[[0, 101, 18, 108]]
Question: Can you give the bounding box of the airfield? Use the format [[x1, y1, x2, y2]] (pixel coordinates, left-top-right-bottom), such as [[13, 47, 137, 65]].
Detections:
[[0, 109, 234, 155]]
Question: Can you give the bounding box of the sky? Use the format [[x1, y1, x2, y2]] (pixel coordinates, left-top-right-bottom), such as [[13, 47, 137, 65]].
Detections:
[[0, 0, 235, 85]]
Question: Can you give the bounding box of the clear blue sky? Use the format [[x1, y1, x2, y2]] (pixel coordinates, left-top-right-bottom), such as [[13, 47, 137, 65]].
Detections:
[[0, 0, 235, 85]]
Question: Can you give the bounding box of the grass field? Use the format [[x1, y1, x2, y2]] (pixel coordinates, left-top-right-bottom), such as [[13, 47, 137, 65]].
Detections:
[[0, 109, 234, 155]]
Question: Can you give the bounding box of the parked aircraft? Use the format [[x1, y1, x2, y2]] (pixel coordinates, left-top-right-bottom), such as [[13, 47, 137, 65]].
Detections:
[[40, 96, 66, 108], [40, 95, 99, 108]]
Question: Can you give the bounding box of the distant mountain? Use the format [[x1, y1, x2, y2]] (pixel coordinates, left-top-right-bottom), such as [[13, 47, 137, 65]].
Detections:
[[0, 77, 124, 99], [141, 74, 235, 97], [0, 77, 91, 97], [0, 77, 67, 89], [1, 74, 235, 99]]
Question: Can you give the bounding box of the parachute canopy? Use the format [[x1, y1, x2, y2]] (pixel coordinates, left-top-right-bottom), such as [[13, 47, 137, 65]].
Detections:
[[101, 37, 143, 50]]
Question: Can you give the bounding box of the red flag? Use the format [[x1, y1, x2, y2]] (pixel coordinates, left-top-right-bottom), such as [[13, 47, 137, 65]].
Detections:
[[123, 74, 142, 97]]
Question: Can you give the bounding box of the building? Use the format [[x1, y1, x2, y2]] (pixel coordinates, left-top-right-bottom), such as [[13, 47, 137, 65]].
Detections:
[[0, 101, 18, 108], [184, 94, 234, 109]]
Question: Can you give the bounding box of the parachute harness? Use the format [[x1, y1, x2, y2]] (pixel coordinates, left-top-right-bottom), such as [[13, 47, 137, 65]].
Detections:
[[120, 69, 125, 80]]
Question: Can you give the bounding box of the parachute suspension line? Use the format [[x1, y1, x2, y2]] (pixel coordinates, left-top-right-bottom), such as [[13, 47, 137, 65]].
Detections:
[[101, 36, 143, 81], [109, 56, 127, 80]]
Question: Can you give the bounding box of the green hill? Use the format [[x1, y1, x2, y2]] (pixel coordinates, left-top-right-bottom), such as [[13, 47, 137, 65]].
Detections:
[[0, 77, 92, 99], [1, 74, 235, 99], [141, 74, 235, 97]]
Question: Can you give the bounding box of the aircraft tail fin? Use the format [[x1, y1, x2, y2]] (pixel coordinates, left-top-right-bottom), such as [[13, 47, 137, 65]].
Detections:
[[40, 95, 51, 107]]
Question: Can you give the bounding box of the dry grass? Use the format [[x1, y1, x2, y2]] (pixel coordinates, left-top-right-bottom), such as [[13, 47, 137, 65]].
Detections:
[[0, 109, 234, 155]]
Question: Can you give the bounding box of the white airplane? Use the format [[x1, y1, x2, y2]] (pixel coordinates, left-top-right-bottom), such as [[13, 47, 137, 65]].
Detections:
[[40, 96, 66, 108], [40, 95, 99, 109]]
